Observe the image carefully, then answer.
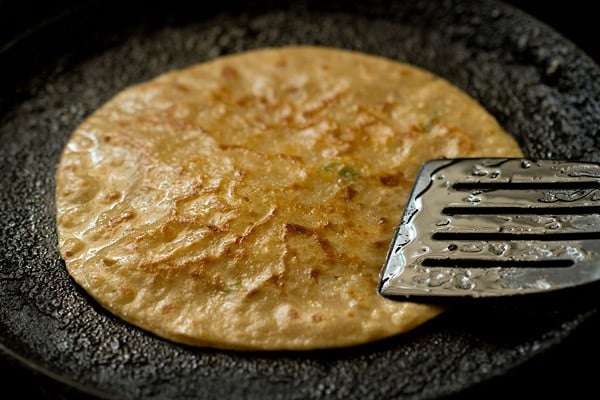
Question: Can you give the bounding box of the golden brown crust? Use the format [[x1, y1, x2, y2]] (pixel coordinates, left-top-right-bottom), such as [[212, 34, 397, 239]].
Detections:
[[55, 46, 522, 350]]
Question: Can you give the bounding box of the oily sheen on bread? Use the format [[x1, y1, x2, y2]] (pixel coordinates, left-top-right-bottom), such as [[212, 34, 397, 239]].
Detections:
[[55, 46, 522, 350]]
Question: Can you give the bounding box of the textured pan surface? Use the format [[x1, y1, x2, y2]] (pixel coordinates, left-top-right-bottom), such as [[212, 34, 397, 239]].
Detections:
[[1, 0, 600, 398]]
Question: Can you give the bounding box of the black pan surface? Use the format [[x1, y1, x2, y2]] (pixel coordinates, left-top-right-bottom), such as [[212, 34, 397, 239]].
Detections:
[[1, 1, 600, 398]]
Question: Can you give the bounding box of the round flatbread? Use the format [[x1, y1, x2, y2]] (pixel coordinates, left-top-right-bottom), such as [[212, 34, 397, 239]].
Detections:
[[55, 46, 522, 350]]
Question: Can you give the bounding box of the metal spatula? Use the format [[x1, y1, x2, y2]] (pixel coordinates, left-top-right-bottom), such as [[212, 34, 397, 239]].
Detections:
[[378, 158, 600, 298]]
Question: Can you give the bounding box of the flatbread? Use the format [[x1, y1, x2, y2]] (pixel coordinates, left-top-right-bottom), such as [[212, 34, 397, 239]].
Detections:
[[55, 46, 523, 350]]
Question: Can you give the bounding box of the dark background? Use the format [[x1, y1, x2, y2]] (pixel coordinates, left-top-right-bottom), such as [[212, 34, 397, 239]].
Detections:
[[1, 0, 598, 64], [0, 1, 598, 398]]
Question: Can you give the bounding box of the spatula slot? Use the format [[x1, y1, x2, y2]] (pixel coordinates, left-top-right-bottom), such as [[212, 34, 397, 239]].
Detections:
[[452, 181, 600, 190], [421, 258, 574, 268], [442, 206, 600, 215], [431, 231, 600, 241]]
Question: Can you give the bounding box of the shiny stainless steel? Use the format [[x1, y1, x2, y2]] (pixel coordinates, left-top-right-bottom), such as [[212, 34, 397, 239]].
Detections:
[[379, 158, 600, 298]]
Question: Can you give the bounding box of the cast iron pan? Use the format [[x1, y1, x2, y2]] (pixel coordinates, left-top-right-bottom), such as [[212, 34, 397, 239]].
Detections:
[[1, 0, 600, 398]]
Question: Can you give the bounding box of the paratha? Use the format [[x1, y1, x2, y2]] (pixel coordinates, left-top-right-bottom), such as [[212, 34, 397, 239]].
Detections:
[[55, 46, 523, 350]]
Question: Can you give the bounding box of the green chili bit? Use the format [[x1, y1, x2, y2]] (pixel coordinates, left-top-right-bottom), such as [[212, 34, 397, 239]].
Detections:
[[223, 280, 244, 293], [423, 111, 444, 132], [322, 162, 338, 172], [322, 162, 360, 180], [338, 166, 359, 179]]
